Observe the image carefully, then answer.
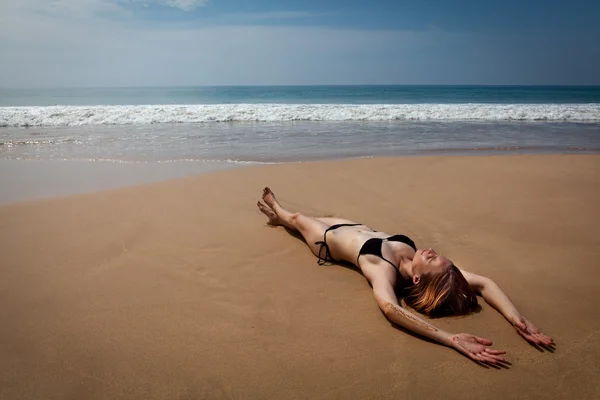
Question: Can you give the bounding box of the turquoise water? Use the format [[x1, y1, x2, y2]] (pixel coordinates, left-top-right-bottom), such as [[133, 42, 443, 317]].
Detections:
[[0, 86, 599, 164], [2, 85, 600, 106]]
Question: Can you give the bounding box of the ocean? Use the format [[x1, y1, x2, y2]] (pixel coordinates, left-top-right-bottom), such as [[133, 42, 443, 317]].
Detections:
[[1, 85, 599, 164], [0, 85, 599, 202]]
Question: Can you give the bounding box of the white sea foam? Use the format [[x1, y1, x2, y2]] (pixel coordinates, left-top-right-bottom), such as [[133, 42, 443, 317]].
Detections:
[[1, 104, 599, 127], [1, 155, 281, 165]]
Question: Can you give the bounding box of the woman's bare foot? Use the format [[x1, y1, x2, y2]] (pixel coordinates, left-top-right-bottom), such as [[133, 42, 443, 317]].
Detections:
[[257, 201, 282, 226], [262, 187, 279, 209]]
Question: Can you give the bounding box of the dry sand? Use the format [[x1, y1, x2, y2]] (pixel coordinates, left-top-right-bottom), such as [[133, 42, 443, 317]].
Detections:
[[1, 154, 599, 400]]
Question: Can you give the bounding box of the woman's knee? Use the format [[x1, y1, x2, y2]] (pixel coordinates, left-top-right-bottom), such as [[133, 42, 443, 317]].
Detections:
[[292, 213, 327, 237], [316, 217, 358, 226], [287, 212, 302, 227]]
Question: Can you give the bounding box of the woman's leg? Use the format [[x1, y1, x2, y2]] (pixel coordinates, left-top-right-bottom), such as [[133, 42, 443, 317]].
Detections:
[[314, 217, 362, 226], [256, 201, 283, 227], [259, 187, 329, 257], [257, 208, 360, 229]]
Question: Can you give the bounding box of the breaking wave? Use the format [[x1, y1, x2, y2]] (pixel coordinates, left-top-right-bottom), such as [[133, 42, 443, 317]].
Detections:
[[1, 103, 599, 127]]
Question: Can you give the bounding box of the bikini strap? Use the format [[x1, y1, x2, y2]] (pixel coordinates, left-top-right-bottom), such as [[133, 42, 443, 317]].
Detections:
[[357, 253, 400, 273], [357, 238, 400, 273], [315, 223, 361, 265], [380, 256, 400, 272]]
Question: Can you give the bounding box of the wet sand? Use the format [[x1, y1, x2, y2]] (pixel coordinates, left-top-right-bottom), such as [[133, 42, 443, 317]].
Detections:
[[1, 154, 599, 399]]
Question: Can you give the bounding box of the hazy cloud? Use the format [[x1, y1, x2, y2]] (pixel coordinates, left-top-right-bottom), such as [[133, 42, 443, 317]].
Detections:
[[159, 0, 209, 11], [0, 0, 598, 87], [228, 11, 327, 20], [0, 0, 208, 17], [0, 0, 127, 18]]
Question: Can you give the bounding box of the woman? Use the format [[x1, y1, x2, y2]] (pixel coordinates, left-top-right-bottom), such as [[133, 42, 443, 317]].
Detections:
[[257, 187, 553, 366]]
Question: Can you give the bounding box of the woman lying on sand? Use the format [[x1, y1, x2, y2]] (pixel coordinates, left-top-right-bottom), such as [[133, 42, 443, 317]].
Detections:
[[257, 187, 553, 365]]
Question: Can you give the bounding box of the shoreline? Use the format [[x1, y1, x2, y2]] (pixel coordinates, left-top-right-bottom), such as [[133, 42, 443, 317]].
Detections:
[[0, 159, 243, 205], [2, 148, 599, 205]]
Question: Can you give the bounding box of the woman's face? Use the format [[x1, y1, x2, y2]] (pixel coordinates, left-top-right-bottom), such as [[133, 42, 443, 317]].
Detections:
[[412, 248, 453, 281]]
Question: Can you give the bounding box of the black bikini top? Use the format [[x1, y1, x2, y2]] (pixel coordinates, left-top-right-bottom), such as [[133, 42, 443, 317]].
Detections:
[[358, 235, 417, 272], [314, 223, 417, 271]]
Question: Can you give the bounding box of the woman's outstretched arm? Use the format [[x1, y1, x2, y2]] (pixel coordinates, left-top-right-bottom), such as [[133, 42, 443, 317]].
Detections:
[[460, 269, 554, 346], [371, 277, 506, 365]]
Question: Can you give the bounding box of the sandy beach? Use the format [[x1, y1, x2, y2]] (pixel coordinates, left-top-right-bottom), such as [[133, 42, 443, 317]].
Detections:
[[1, 154, 599, 399]]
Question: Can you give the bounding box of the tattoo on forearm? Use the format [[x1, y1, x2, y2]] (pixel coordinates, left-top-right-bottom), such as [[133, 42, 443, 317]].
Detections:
[[387, 302, 438, 332]]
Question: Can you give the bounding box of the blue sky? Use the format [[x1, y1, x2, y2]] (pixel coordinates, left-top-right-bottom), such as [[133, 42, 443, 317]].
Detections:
[[134, 0, 599, 32], [0, 0, 598, 87]]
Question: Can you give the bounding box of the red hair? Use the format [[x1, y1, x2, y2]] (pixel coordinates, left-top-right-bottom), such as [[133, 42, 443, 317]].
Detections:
[[403, 264, 478, 317]]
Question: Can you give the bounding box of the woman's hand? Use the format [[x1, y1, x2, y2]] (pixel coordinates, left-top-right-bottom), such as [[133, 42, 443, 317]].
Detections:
[[512, 316, 554, 346], [450, 333, 507, 365]]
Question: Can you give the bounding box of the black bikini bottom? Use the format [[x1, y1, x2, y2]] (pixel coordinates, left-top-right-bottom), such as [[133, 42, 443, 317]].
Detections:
[[314, 223, 363, 265]]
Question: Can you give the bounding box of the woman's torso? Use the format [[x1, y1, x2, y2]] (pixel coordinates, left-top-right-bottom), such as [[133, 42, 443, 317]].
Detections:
[[325, 224, 417, 273]]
